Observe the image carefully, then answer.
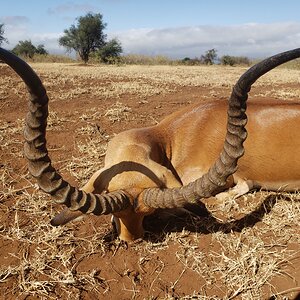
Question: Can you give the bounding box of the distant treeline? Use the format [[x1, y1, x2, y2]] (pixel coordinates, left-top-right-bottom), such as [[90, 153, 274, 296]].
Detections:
[[181, 55, 251, 66], [120, 52, 251, 66], [2, 51, 253, 66]]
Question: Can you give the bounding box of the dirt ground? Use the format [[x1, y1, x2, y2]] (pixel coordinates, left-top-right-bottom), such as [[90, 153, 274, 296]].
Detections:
[[0, 62, 300, 300]]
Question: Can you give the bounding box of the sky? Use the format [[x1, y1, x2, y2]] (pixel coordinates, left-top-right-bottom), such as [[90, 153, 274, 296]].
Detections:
[[1, 0, 300, 59]]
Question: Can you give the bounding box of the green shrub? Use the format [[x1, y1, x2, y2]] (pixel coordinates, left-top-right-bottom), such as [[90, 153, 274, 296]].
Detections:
[[220, 55, 250, 66]]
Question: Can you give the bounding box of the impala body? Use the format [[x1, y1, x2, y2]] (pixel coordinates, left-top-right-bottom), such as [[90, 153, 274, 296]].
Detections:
[[74, 98, 300, 240], [1, 47, 300, 241], [101, 99, 300, 193]]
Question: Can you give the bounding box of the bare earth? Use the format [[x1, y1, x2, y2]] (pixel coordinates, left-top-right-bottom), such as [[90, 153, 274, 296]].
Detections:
[[0, 62, 300, 300]]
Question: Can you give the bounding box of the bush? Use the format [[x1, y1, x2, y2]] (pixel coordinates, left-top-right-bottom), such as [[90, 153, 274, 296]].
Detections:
[[97, 38, 122, 64], [220, 55, 250, 66], [220, 55, 235, 66], [181, 57, 203, 65], [12, 40, 48, 59], [36, 44, 48, 55]]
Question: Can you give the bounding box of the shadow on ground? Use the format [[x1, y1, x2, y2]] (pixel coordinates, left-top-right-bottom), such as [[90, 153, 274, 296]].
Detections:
[[142, 193, 298, 243]]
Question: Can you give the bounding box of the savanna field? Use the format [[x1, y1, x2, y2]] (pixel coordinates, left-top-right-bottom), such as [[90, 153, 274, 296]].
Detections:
[[0, 62, 300, 299]]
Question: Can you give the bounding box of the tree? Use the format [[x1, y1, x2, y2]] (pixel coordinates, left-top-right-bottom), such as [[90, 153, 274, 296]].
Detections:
[[201, 48, 218, 65], [0, 23, 8, 46], [12, 41, 48, 58], [97, 38, 122, 63], [59, 13, 107, 63], [12, 40, 37, 58], [36, 44, 48, 55]]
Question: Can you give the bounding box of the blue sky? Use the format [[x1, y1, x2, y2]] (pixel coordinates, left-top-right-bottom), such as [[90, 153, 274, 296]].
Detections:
[[1, 0, 300, 58]]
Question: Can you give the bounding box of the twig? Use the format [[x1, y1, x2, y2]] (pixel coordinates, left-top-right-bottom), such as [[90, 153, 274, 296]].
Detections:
[[271, 286, 300, 297]]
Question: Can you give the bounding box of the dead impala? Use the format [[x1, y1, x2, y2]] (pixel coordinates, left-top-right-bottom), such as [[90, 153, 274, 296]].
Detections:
[[1, 48, 300, 241]]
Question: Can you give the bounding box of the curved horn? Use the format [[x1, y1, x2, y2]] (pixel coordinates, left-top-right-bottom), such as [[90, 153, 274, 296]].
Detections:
[[141, 48, 300, 209], [0, 48, 130, 215]]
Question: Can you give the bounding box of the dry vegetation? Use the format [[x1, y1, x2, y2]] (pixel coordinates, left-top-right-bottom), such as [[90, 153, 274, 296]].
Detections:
[[0, 62, 300, 299]]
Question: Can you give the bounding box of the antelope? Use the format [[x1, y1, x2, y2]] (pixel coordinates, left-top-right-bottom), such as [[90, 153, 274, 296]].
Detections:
[[1, 48, 300, 241]]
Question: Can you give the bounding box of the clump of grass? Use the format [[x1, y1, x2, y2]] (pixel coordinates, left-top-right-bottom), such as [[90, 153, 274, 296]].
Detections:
[[66, 122, 108, 183], [104, 101, 132, 123], [47, 111, 69, 130], [0, 119, 24, 158]]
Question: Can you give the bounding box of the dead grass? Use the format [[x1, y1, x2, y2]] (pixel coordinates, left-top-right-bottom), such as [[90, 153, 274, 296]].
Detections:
[[0, 163, 111, 299], [66, 123, 108, 183], [104, 101, 132, 123], [0, 63, 300, 299], [0, 118, 24, 155]]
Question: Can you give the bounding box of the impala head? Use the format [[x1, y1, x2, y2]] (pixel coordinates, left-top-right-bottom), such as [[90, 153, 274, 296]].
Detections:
[[1, 47, 300, 241]]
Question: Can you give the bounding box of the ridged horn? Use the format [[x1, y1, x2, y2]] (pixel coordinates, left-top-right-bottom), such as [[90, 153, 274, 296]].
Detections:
[[140, 48, 300, 208], [0, 48, 130, 215]]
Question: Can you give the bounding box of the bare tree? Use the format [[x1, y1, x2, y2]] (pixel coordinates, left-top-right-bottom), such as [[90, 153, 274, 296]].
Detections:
[[201, 48, 217, 65]]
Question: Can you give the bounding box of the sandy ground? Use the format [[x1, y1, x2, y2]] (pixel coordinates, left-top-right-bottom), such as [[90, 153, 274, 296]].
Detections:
[[0, 62, 300, 299]]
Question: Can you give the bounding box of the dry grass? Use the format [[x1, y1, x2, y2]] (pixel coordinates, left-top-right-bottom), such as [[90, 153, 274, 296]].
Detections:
[[31, 62, 300, 84], [66, 135, 107, 183], [1, 63, 300, 299], [104, 101, 132, 123], [0, 163, 111, 299], [255, 87, 300, 100], [0, 118, 24, 156]]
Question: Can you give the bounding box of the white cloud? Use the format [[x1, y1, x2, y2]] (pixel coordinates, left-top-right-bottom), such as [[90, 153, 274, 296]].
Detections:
[[111, 22, 300, 58], [0, 15, 63, 53], [31, 33, 66, 54], [0, 16, 29, 43], [2, 19, 300, 58], [0, 16, 29, 48]]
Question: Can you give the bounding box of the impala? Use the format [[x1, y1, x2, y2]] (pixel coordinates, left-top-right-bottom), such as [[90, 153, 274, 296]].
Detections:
[[1, 47, 300, 241]]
